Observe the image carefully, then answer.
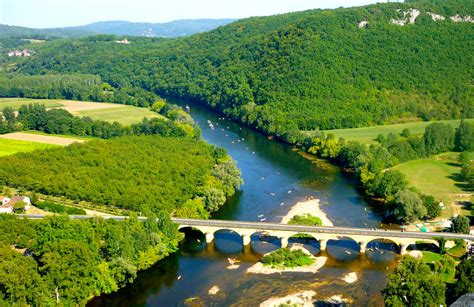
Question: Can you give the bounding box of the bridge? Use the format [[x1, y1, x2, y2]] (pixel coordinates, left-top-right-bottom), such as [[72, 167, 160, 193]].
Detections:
[[19, 214, 474, 255]]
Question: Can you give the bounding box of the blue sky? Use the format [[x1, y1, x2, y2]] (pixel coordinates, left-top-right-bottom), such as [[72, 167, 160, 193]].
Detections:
[[1, 0, 382, 28]]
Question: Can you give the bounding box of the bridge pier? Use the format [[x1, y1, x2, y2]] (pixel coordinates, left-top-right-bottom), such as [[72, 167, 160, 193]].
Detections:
[[319, 239, 327, 252], [359, 241, 367, 253], [205, 232, 214, 244], [281, 237, 289, 248], [242, 234, 251, 246], [400, 243, 409, 255]]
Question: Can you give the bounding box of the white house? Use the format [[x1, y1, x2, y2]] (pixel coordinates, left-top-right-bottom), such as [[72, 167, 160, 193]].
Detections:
[[9, 196, 31, 210], [0, 195, 31, 214]]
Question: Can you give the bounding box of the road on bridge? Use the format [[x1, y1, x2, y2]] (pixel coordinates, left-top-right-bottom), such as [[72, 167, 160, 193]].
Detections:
[[17, 214, 474, 241]]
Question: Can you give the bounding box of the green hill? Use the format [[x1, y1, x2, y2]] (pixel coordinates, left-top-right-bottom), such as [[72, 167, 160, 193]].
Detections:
[[14, 0, 474, 140]]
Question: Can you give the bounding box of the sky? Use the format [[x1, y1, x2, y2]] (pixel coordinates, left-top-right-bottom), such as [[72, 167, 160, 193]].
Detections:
[[0, 0, 383, 28]]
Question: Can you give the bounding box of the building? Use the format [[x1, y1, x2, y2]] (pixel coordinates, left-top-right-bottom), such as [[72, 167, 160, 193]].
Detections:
[[115, 38, 131, 44], [7, 49, 33, 57], [0, 195, 31, 214]]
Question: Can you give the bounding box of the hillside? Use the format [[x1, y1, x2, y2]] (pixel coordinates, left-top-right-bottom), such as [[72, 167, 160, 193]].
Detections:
[[13, 0, 474, 141], [64, 19, 236, 37], [0, 24, 89, 39]]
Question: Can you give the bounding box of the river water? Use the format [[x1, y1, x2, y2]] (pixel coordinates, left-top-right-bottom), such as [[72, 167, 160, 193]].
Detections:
[[90, 101, 400, 306]]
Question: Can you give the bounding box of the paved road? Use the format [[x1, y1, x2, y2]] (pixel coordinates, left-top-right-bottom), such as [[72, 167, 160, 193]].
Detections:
[[17, 214, 474, 241]]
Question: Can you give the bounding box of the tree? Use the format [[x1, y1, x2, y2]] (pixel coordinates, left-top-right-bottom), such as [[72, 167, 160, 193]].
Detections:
[[421, 195, 441, 219], [392, 189, 427, 223], [449, 258, 474, 304], [451, 215, 470, 234], [454, 120, 474, 152], [0, 246, 49, 304], [423, 123, 455, 156], [400, 128, 411, 138], [40, 240, 100, 305], [373, 170, 408, 198], [382, 256, 446, 306], [12, 201, 27, 213]]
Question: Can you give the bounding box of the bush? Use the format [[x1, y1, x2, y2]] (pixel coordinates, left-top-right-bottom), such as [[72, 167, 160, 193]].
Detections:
[[288, 214, 322, 226], [35, 201, 86, 215], [262, 248, 314, 269]]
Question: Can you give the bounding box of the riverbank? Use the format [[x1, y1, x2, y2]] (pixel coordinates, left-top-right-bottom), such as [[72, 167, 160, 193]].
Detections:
[[281, 198, 333, 226]]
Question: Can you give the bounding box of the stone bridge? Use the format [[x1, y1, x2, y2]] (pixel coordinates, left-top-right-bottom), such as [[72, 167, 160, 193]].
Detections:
[[174, 218, 474, 255], [19, 215, 474, 255]]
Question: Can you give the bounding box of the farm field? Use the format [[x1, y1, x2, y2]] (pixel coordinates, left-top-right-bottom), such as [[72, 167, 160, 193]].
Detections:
[[0, 98, 164, 125], [0, 97, 63, 110], [0, 138, 58, 157], [392, 152, 472, 218], [75, 105, 164, 125], [0, 132, 86, 146], [317, 118, 474, 144]]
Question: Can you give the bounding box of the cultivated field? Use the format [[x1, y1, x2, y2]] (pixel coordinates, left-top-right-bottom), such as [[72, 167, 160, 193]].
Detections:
[[0, 138, 58, 157], [0, 132, 86, 146], [392, 152, 472, 217], [316, 119, 474, 144], [0, 98, 163, 126]]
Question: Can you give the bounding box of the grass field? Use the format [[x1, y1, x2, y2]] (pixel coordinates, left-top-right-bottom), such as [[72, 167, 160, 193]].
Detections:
[[0, 138, 58, 157], [0, 98, 63, 110], [76, 105, 165, 126], [313, 119, 474, 144], [392, 152, 471, 217]]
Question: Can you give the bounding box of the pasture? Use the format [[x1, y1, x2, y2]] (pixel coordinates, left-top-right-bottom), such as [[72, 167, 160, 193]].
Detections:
[[392, 152, 471, 217]]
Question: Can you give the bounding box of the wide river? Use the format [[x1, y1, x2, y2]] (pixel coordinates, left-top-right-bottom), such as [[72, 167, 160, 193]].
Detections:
[[90, 101, 400, 306]]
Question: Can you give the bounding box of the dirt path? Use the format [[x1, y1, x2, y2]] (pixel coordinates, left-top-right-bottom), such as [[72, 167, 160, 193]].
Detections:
[[0, 132, 85, 146]]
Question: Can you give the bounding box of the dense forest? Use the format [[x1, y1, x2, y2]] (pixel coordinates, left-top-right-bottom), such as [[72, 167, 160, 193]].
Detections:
[[0, 214, 180, 305], [0, 135, 241, 218], [8, 0, 473, 142]]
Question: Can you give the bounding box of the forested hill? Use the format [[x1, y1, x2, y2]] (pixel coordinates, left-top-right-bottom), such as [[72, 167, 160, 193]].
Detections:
[[15, 0, 474, 140]]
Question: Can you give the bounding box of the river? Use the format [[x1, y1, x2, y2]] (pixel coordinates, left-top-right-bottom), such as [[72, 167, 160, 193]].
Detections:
[[90, 101, 400, 306]]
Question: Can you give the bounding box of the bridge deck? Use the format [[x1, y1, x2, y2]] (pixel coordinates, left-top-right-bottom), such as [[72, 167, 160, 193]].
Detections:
[[17, 214, 474, 241]]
